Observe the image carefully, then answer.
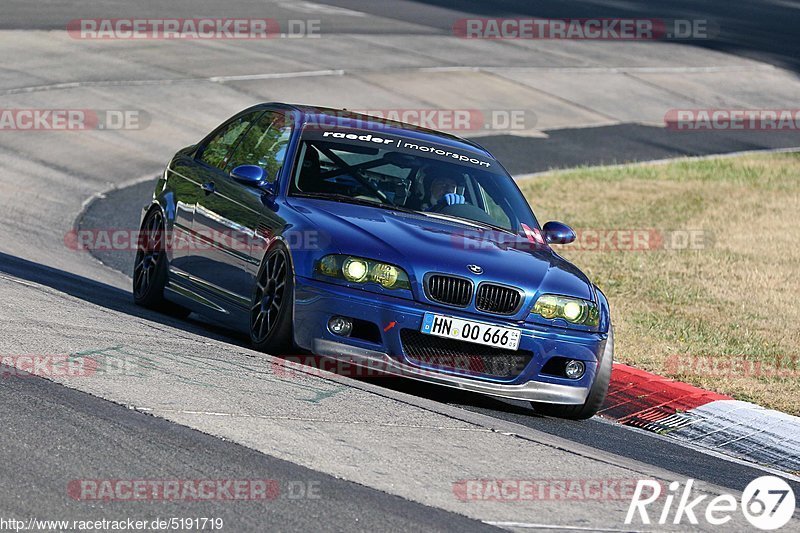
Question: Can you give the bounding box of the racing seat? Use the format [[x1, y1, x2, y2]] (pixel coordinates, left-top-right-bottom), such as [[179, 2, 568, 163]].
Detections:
[[297, 145, 324, 193]]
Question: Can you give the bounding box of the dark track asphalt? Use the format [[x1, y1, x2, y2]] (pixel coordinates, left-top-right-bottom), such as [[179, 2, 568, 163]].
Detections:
[[0, 357, 498, 533], [3, 0, 799, 71], [322, 0, 800, 72], [480, 125, 800, 176]]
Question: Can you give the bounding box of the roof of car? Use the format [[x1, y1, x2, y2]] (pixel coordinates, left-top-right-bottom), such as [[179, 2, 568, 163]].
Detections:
[[257, 102, 495, 159]]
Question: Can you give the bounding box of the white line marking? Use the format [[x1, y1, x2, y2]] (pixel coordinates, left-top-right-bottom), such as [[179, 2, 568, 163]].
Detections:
[[2, 64, 779, 96], [484, 521, 645, 532], [2, 70, 345, 95], [277, 1, 367, 17], [0, 274, 38, 287], [207, 69, 345, 82]]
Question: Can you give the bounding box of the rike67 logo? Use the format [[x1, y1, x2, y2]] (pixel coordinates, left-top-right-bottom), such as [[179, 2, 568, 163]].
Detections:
[[626, 476, 796, 530]]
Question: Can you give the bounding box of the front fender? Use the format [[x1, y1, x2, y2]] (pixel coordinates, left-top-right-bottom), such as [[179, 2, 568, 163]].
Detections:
[[594, 284, 612, 335]]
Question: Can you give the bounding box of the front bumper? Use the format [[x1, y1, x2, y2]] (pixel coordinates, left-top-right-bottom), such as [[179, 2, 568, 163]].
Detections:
[[294, 276, 609, 404]]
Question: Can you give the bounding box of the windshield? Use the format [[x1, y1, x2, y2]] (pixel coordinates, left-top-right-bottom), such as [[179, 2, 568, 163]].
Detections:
[[289, 127, 539, 232]]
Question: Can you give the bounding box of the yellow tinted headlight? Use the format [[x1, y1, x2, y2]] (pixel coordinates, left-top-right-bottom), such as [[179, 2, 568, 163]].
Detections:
[[372, 263, 400, 288], [531, 294, 599, 327], [315, 255, 411, 290], [342, 257, 369, 282]]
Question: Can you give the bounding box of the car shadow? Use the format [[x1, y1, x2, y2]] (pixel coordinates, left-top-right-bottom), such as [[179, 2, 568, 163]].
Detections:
[[0, 251, 251, 348], [361, 374, 539, 416], [0, 251, 537, 417]]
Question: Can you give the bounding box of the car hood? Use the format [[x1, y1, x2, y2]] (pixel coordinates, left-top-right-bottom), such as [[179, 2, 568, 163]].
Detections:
[[290, 198, 595, 302]]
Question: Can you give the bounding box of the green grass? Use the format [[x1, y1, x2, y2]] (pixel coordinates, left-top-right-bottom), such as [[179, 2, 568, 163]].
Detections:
[[519, 152, 800, 415]]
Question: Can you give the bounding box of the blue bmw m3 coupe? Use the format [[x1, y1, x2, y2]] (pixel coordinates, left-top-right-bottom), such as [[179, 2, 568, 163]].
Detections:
[[133, 103, 613, 419]]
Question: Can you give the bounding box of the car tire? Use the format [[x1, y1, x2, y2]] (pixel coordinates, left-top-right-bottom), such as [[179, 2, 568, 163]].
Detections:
[[530, 326, 613, 420], [250, 243, 294, 355], [132, 208, 191, 318]]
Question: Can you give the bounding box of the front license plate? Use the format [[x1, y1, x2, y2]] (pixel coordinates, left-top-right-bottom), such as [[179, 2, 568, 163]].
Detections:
[[420, 313, 521, 351]]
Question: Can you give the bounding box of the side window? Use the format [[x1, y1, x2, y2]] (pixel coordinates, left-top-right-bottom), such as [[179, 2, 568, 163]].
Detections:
[[198, 112, 261, 169], [225, 111, 295, 182]]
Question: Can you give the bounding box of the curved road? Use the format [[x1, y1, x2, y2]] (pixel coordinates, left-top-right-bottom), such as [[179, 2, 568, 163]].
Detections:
[[1, 1, 799, 531]]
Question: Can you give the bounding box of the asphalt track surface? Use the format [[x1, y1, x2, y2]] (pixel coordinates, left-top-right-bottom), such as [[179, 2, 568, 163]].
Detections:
[[3, 1, 800, 531], [333, 0, 800, 72], [0, 361, 499, 532], [4, 0, 800, 73], [481, 126, 800, 175]]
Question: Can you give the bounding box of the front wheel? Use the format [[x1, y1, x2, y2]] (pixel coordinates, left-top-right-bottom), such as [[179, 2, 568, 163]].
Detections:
[[250, 244, 294, 354], [530, 327, 613, 420]]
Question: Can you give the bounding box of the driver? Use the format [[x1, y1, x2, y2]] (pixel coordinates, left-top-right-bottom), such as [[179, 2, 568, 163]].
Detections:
[[420, 166, 466, 211]]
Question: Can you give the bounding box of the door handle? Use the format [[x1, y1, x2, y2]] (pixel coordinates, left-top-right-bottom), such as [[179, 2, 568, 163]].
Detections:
[[201, 182, 216, 195]]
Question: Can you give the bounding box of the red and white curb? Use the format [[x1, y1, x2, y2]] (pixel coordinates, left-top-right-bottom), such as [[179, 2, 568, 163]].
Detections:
[[601, 363, 800, 473]]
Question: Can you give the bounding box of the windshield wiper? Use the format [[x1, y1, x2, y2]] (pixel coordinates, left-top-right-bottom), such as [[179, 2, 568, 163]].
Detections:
[[293, 192, 418, 214], [294, 193, 520, 235]]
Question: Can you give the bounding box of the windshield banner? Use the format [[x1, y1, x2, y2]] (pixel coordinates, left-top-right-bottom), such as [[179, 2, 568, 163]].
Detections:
[[302, 127, 495, 170]]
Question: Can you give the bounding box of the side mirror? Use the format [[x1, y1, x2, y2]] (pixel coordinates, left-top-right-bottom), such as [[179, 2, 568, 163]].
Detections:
[[230, 165, 269, 189], [543, 221, 576, 245]]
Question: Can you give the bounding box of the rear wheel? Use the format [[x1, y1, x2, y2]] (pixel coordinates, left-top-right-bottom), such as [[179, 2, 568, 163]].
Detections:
[[250, 244, 294, 354], [132, 208, 190, 318], [531, 327, 613, 420]]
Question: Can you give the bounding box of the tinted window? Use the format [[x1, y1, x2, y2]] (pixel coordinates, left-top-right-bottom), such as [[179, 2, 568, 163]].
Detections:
[[290, 129, 538, 232], [225, 111, 294, 182], [199, 112, 261, 169]]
